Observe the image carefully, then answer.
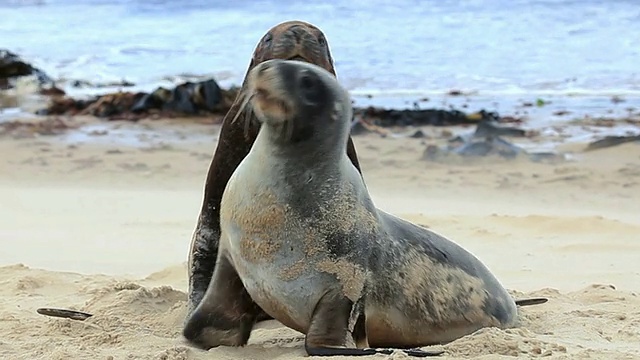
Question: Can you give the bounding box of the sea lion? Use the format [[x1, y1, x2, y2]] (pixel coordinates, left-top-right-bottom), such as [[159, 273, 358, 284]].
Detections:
[[182, 59, 546, 357], [186, 20, 363, 319]]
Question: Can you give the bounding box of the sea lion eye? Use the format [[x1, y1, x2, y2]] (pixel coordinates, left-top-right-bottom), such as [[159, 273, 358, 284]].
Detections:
[[263, 33, 273, 45], [298, 71, 322, 104], [317, 35, 326, 46], [299, 74, 315, 91]]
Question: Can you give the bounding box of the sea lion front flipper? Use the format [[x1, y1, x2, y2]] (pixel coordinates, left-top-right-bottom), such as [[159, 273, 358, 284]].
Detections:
[[304, 290, 443, 357], [306, 347, 443, 357], [183, 254, 261, 349], [515, 297, 548, 306]]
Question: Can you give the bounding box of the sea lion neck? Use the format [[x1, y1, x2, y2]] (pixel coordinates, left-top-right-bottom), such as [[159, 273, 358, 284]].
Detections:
[[253, 124, 348, 171]]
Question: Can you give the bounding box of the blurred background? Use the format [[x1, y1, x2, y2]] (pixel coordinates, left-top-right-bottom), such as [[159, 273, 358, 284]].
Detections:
[[1, 2, 640, 359], [2, 0, 639, 111]]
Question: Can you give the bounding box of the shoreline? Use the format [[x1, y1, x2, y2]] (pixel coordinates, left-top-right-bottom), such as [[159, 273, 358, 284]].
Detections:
[[3, 86, 638, 121], [1, 110, 638, 162]]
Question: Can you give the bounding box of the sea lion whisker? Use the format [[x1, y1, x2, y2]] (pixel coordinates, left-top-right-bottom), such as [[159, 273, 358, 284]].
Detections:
[[243, 100, 255, 139], [230, 91, 255, 139], [231, 91, 253, 125]]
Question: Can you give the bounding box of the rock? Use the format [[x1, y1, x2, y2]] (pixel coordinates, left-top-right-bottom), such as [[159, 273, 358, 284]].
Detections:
[[553, 110, 571, 116], [410, 130, 426, 138], [37, 97, 92, 116], [1, 50, 37, 81], [423, 121, 565, 163], [192, 79, 223, 112], [164, 82, 198, 114], [39, 86, 66, 96], [70, 80, 93, 88], [426, 134, 563, 162], [161, 79, 223, 115], [451, 135, 524, 158], [70, 79, 135, 88], [585, 135, 640, 151], [40, 78, 236, 120], [82, 92, 146, 118], [131, 87, 171, 113], [473, 120, 527, 138], [353, 107, 500, 127], [0, 49, 54, 91], [611, 95, 625, 104]]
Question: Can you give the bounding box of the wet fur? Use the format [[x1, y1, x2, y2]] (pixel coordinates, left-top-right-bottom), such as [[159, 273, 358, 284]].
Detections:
[[183, 60, 541, 357], [186, 20, 363, 320]]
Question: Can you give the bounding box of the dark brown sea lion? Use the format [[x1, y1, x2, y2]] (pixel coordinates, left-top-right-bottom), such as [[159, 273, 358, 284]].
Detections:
[[182, 59, 547, 358], [186, 20, 363, 320]]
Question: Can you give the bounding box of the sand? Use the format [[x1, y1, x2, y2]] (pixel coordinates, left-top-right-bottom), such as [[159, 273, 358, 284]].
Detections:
[[1, 118, 639, 359]]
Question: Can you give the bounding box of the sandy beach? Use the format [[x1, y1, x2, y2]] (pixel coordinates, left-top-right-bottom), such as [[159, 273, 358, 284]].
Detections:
[[1, 117, 639, 360]]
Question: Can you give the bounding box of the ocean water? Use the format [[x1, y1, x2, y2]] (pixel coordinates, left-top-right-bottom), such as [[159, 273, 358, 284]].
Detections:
[[2, 0, 639, 100]]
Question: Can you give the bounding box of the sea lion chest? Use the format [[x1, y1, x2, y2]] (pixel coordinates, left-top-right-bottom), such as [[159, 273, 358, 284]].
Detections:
[[219, 152, 337, 334]]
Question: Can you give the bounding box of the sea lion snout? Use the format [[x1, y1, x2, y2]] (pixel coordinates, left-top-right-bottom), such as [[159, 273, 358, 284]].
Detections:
[[248, 21, 333, 74], [249, 60, 335, 122], [285, 24, 314, 45], [247, 60, 350, 145], [247, 60, 291, 126]]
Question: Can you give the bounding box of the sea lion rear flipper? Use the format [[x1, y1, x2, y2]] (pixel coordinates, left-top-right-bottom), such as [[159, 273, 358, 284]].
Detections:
[[183, 255, 261, 349], [514, 297, 548, 306], [304, 290, 443, 357], [306, 347, 443, 357]]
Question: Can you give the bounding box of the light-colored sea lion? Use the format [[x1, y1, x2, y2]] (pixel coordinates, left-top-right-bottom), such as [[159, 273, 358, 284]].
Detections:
[[182, 59, 546, 357], [186, 20, 363, 320]]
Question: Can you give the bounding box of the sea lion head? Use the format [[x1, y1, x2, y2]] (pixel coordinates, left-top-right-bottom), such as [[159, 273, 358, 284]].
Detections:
[[244, 59, 352, 149], [230, 21, 338, 140], [248, 20, 335, 77]]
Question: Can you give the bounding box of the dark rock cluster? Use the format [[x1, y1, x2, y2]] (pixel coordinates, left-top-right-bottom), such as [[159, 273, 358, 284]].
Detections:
[[38, 82, 240, 121], [354, 107, 501, 127], [0, 49, 56, 92]]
